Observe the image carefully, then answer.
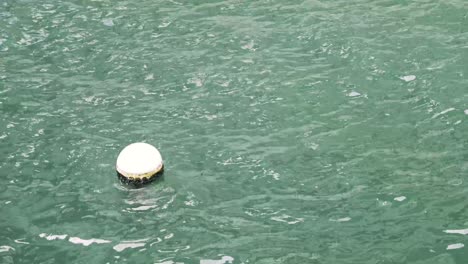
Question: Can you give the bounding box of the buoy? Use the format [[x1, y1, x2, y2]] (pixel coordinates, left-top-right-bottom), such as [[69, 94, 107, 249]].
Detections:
[[116, 142, 164, 186]]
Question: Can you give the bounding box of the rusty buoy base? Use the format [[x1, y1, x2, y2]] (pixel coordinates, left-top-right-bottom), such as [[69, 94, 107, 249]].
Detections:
[[117, 165, 164, 187]]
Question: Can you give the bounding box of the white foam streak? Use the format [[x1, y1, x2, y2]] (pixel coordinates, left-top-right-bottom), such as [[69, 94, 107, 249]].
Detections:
[[447, 243, 464, 250], [0, 246, 14, 252], [394, 196, 406, 202], [200, 256, 234, 264], [400, 75, 416, 82], [444, 229, 468, 235], [68, 237, 111, 246], [432, 107, 455, 119], [113, 242, 146, 252], [39, 233, 67, 241]]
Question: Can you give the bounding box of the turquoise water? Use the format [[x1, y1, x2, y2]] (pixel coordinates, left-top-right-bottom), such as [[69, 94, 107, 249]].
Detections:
[[1, 0, 468, 263]]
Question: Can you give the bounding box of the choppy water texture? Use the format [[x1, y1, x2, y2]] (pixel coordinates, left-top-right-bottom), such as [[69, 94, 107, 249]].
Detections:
[[1, 0, 468, 263]]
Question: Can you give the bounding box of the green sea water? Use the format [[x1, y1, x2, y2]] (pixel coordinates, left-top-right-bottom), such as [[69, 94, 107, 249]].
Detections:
[[1, 0, 468, 263]]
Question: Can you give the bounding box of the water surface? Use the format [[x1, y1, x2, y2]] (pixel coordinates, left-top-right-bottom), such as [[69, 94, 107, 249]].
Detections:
[[1, 0, 468, 263]]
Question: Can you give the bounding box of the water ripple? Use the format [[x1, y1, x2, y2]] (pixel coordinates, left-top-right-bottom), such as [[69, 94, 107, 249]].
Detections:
[[1, 0, 468, 262]]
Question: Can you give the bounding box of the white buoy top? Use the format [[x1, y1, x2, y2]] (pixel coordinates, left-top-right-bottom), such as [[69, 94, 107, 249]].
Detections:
[[116, 142, 163, 179]]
